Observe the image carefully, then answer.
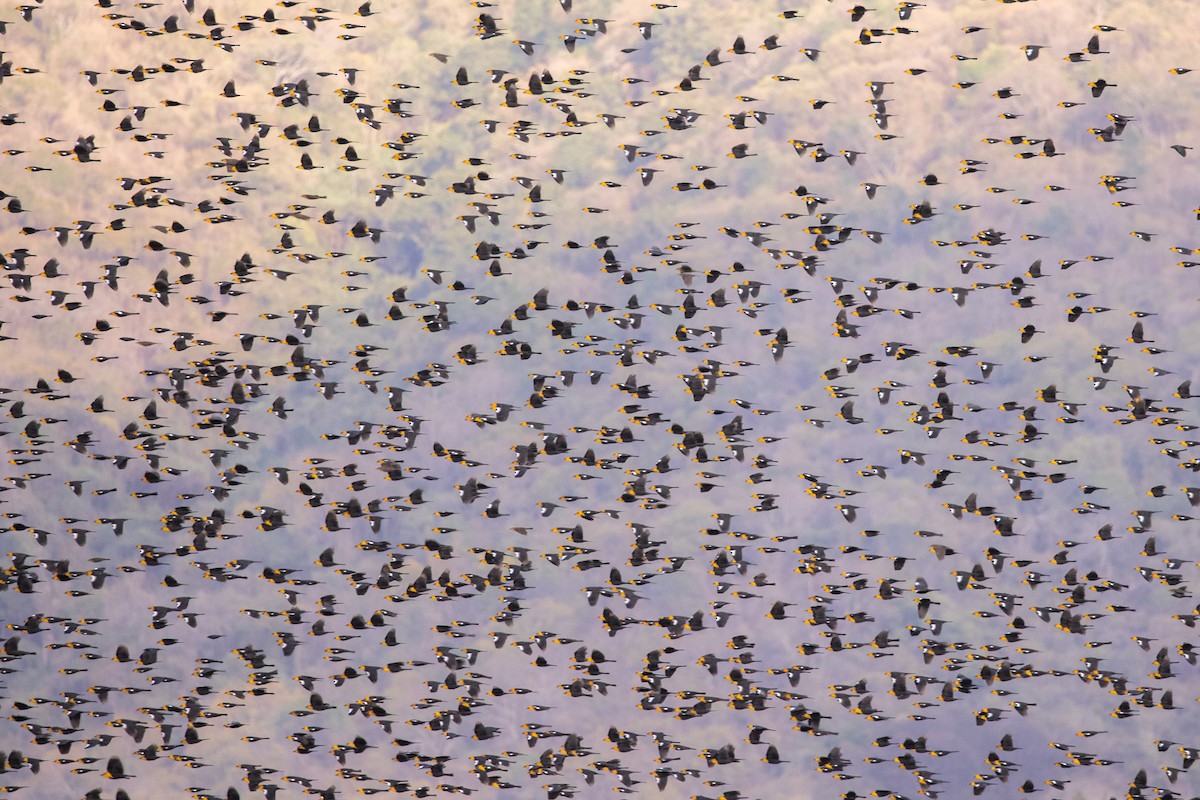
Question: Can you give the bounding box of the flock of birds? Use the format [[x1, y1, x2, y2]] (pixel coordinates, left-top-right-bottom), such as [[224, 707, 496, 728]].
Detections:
[[1, 0, 1200, 798]]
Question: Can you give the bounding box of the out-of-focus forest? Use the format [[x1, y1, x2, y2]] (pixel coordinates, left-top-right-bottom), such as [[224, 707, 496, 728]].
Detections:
[[1, 1, 1199, 799]]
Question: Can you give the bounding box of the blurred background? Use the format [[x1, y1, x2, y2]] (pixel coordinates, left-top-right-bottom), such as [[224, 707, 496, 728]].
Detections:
[[1, 1, 1199, 798]]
